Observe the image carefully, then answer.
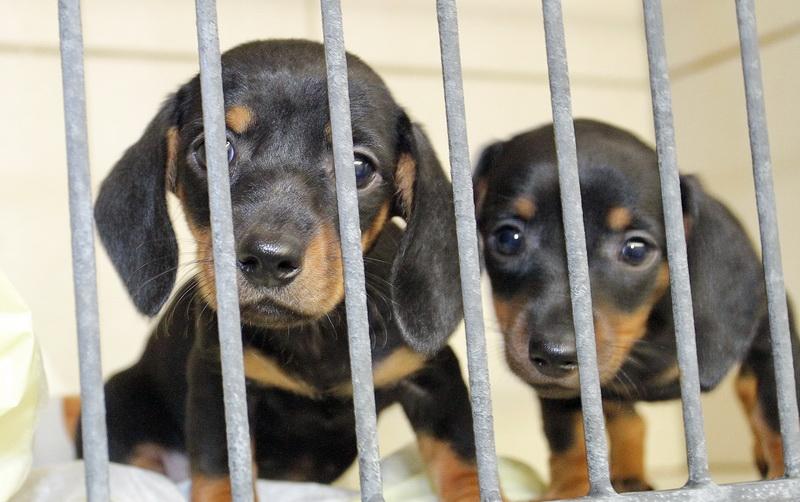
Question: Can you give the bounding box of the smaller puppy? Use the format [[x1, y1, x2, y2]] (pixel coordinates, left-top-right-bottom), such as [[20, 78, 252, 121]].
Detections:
[[474, 119, 800, 499]]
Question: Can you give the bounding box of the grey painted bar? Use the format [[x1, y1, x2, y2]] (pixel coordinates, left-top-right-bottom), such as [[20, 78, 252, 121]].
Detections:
[[194, 1, 254, 500], [642, 0, 711, 486], [435, 1, 502, 500], [320, 1, 384, 500], [735, 0, 800, 478], [57, 0, 111, 499], [541, 0, 614, 496]]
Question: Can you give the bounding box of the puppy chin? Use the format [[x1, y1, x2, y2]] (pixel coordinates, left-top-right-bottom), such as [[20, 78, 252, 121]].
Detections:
[[238, 294, 321, 329]]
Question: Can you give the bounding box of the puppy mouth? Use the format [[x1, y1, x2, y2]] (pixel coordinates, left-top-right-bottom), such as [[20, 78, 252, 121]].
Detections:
[[238, 297, 317, 328]]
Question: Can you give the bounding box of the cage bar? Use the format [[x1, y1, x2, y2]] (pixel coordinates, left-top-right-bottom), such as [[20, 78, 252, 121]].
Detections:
[[540, 0, 615, 496], [319, 1, 385, 500], [434, 1, 502, 500], [642, 0, 712, 487], [193, 1, 254, 500], [57, 1, 111, 500], [734, 0, 800, 478]]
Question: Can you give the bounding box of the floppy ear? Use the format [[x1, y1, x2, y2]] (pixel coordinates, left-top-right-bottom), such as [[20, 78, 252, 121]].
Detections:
[[390, 115, 462, 354], [679, 175, 767, 389], [94, 95, 180, 316], [472, 141, 502, 215]]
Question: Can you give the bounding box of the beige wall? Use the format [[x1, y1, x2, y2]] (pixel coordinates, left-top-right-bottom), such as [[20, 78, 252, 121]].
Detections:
[[1, 0, 797, 490]]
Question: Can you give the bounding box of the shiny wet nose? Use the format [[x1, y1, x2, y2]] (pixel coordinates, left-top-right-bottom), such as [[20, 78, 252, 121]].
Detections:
[[236, 234, 303, 288], [528, 337, 578, 378]]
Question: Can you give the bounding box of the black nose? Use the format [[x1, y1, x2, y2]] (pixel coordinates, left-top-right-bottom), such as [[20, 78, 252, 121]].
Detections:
[[529, 337, 578, 378], [237, 234, 303, 287]]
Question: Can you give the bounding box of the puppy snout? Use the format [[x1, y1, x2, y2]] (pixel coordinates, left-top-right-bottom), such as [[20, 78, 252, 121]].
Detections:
[[528, 337, 578, 378], [237, 233, 303, 287]]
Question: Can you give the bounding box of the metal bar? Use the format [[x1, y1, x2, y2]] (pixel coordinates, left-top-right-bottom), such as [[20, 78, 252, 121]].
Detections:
[[319, 1, 384, 500], [735, 0, 800, 477], [193, 1, 254, 500], [567, 478, 800, 502], [642, 0, 711, 487], [540, 0, 614, 496], [57, 1, 110, 500], [434, 1, 502, 500]]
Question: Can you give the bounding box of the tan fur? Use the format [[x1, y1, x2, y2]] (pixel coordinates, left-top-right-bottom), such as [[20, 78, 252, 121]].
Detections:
[[361, 201, 391, 250], [395, 153, 416, 218], [474, 179, 488, 215], [62, 395, 82, 442], [334, 347, 427, 396], [225, 105, 254, 134], [191, 475, 233, 502], [606, 207, 633, 232], [604, 402, 647, 486], [513, 197, 536, 220], [594, 264, 670, 384], [737, 372, 785, 478], [165, 126, 180, 192], [540, 413, 589, 500], [243, 350, 318, 397], [417, 435, 482, 502]]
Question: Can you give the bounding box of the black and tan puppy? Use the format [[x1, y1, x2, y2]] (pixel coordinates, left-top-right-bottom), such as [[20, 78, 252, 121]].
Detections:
[[83, 40, 480, 502], [474, 119, 800, 499]]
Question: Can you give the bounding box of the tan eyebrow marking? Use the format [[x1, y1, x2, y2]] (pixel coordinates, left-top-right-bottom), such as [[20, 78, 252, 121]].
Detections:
[[513, 197, 536, 220], [225, 105, 254, 133], [606, 206, 633, 231]]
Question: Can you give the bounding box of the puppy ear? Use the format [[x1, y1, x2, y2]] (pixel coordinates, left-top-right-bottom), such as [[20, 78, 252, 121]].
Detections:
[[94, 95, 181, 316], [391, 114, 462, 354], [472, 141, 503, 215], [679, 175, 767, 389]]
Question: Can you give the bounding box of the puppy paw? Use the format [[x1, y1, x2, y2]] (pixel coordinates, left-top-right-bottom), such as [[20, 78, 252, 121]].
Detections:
[[611, 477, 652, 493]]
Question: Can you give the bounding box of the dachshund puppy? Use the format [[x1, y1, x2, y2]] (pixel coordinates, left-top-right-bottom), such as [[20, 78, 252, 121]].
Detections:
[[83, 40, 479, 502], [474, 119, 800, 499]]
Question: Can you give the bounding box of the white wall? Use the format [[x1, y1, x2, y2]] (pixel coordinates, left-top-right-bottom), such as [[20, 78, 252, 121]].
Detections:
[[1, 0, 797, 490]]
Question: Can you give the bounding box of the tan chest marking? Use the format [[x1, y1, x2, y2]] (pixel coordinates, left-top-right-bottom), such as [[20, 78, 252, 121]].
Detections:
[[244, 347, 426, 398], [243, 350, 318, 398], [334, 347, 427, 396]]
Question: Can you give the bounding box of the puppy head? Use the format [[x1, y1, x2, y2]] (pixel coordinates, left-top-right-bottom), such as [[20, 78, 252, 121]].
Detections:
[[95, 40, 461, 336], [475, 119, 698, 398]]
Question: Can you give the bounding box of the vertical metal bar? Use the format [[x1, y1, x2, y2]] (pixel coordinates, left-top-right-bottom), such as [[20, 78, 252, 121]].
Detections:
[[735, 0, 800, 478], [540, 0, 614, 495], [193, 2, 254, 500], [435, 1, 502, 500], [319, 1, 384, 500], [642, 0, 711, 487], [57, 2, 111, 501]]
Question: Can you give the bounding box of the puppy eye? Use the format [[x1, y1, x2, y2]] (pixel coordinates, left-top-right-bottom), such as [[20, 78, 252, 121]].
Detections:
[[620, 237, 654, 266], [354, 153, 375, 188], [492, 224, 525, 256], [193, 139, 235, 169]]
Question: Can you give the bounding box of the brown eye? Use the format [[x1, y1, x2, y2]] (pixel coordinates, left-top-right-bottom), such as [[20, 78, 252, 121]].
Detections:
[[492, 224, 524, 255], [193, 139, 235, 169], [619, 234, 657, 267], [354, 153, 375, 188]]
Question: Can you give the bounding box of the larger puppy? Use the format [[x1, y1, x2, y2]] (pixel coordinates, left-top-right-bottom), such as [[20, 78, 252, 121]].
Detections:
[[84, 40, 478, 502], [474, 119, 800, 499]]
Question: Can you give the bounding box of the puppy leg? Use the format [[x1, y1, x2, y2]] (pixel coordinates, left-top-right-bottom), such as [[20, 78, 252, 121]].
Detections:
[[736, 344, 793, 478], [187, 340, 258, 502], [603, 401, 651, 492], [538, 398, 589, 500], [397, 347, 484, 502], [77, 365, 182, 475]]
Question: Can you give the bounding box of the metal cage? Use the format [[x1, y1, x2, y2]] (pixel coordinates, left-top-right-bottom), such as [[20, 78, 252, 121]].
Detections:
[[56, 0, 800, 500]]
